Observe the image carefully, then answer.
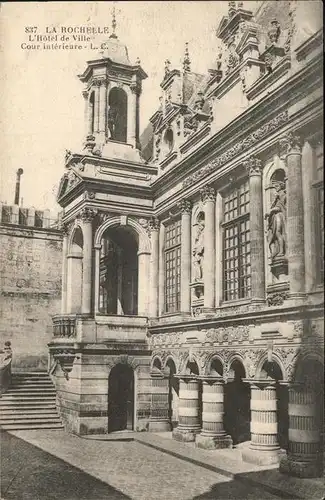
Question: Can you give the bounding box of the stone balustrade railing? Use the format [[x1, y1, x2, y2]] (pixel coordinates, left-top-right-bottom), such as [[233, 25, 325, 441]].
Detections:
[[52, 315, 77, 338]]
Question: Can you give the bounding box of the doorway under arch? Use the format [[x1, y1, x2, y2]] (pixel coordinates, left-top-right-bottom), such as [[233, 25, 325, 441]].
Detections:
[[67, 226, 83, 313], [224, 359, 250, 445], [107, 87, 128, 143], [165, 358, 179, 428], [108, 364, 134, 432]]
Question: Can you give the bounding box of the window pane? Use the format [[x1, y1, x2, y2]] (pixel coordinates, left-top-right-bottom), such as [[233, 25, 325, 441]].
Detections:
[[164, 220, 181, 312]]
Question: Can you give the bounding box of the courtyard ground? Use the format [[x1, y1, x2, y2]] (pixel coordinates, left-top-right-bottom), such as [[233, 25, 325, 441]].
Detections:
[[1, 429, 323, 500]]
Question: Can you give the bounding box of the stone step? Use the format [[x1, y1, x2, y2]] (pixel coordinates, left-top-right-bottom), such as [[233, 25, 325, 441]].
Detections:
[[11, 382, 54, 387], [0, 401, 56, 407], [5, 388, 56, 394], [0, 397, 56, 403], [0, 415, 62, 423], [4, 390, 56, 396], [0, 422, 64, 430], [1, 408, 58, 414]]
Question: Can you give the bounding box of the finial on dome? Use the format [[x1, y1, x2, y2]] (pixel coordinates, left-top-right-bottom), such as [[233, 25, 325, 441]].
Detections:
[[109, 4, 118, 39], [183, 42, 191, 73], [135, 56, 141, 65]]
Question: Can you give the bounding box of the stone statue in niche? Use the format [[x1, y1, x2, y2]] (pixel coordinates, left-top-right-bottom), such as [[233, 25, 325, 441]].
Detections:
[[193, 215, 205, 281], [107, 105, 118, 140], [265, 181, 287, 259]]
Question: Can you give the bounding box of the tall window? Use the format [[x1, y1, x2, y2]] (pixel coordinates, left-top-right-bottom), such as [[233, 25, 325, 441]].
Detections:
[[164, 219, 181, 313], [314, 143, 324, 284], [223, 180, 251, 301]]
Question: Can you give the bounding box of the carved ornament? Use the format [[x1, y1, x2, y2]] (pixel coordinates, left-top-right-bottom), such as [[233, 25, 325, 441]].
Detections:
[[148, 217, 160, 232], [178, 199, 192, 214], [244, 157, 262, 176], [183, 111, 289, 188], [279, 133, 302, 156], [79, 207, 98, 223], [267, 291, 289, 306], [200, 186, 216, 203]]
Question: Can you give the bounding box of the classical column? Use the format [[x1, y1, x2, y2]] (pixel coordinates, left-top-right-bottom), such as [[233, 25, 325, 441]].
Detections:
[[158, 223, 165, 316], [149, 218, 160, 317], [61, 225, 69, 314], [94, 82, 100, 133], [148, 372, 172, 432], [98, 78, 107, 140], [244, 157, 265, 302], [172, 376, 201, 442], [179, 200, 192, 315], [280, 384, 322, 478], [243, 383, 281, 465], [138, 249, 150, 316], [201, 186, 216, 311], [280, 133, 305, 298], [80, 208, 97, 315], [82, 90, 89, 138], [128, 83, 139, 147], [196, 378, 232, 449]]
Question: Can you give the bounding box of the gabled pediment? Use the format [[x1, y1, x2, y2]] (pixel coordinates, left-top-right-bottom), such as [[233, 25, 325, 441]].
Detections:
[[56, 168, 83, 202]]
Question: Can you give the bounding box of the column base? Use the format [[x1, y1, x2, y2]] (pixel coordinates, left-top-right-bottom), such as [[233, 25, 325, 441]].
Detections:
[[242, 446, 285, 466], [280, 454, 323, 478], [196, 432, 233, 450], [148, 419, 172, 432], [172, 426, 201, 442]]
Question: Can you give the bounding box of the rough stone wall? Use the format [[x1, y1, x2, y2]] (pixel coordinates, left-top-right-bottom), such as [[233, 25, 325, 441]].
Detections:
[[0, 225, 62, 371]]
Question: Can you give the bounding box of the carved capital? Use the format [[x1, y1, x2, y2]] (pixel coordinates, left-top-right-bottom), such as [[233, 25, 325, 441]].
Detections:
[[178, 199, 192, 215], [79, 207, 98, 223], [244, 157, 262, 176], [130, 81, 141, 95], [148, 217, 160, 232], [200, 186, 216, 203], [82, 90, 89, 100], [93, 77, 107, 87], [279, 133, 302, 157]]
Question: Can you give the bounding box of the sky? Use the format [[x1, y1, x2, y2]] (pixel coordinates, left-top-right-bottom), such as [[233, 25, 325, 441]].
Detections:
[[0, 1, 259, 215]]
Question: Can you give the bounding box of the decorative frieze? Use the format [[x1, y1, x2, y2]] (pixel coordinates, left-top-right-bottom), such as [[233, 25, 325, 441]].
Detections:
[[204, 325, 250, 344], [183, 111, 289, 188]]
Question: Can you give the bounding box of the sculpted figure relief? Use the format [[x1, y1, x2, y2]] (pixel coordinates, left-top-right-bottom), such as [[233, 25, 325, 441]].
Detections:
[[265, 181, 287, 259], [193, 215, 205, 281]]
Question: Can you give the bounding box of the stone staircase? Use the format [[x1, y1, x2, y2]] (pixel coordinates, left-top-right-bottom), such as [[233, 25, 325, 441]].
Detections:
[[0, 371, 63, 431]]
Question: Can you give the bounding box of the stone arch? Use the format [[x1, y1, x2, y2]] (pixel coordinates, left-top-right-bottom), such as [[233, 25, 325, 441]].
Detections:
[[293, 351, 324, 385], [68, 221, 84, 253], [150, 353, 163, 372], [227, 354, 247, 381], [255, 351, 285, 381], [204, 353, 224, 377], [179, 352, 201, 375], [95, 215, 151, 254], [107, 354, 140, 373]]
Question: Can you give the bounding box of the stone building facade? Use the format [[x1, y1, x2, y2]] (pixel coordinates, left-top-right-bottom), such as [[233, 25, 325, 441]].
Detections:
[[50, 1, 323, 477], [0, 204, 62, 371]]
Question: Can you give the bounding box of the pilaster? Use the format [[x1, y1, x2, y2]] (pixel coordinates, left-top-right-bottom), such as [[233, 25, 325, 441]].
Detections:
[[80, 208, 97, 315], [179, 200, 192, 315], [201, 186, 216, 311], [244, 157, 265, 302]]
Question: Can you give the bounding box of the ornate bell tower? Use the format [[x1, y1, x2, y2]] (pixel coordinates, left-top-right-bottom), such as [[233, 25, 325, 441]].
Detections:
[[78, 9, 147, 159]]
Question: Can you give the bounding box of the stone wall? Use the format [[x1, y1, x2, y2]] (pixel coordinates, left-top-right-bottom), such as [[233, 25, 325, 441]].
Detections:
[[0, 223, 62, 371]]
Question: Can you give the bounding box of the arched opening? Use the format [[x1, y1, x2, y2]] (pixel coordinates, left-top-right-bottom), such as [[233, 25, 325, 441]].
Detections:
[[165, 358, 179, 428], [107, 88, 127, 143], [163, 128, 174, 155], [260, 359, 288, 450], [108, 364, 134, 432], [67, 227, 83, 313], [224, 359, 250, 445], [99, 226, 138, 315], [89, 91, 95, 134]]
